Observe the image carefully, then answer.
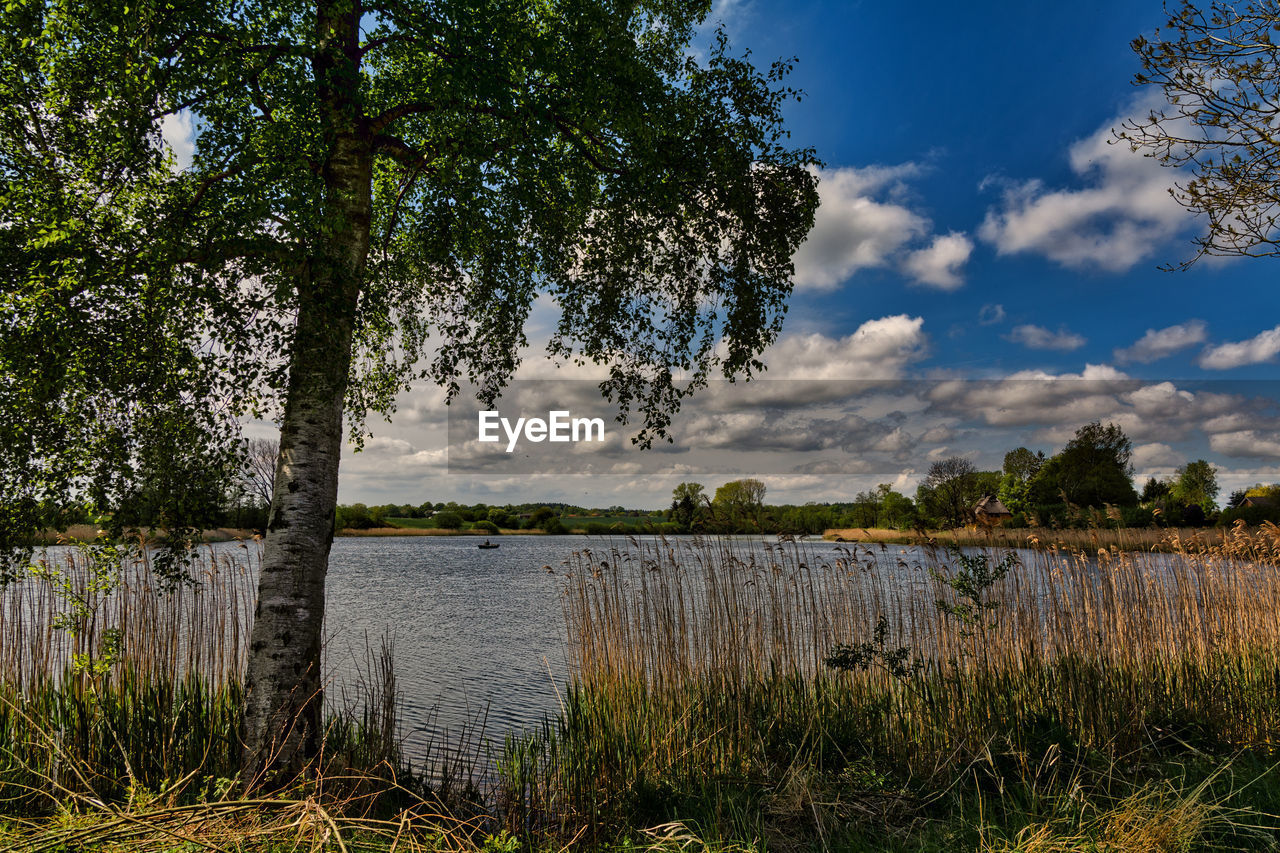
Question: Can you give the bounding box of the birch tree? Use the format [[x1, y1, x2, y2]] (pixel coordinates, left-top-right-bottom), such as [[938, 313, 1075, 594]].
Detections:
[[0, 0, 819, 783]]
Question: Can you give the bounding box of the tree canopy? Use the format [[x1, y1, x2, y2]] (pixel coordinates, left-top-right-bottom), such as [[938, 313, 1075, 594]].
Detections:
[[1028, 422, 1137, 509], [0, 0, 820, 779]]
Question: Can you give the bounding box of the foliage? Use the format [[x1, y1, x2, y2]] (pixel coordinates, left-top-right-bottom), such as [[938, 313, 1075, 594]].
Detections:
[[669, 482, 706, 531], [710, 478, 766, 530], [1172, 459, 1220, 512], [1123, 0, 1280, 264], [432, 511, 464, 530], [1028, 421, 1138, 509], [1002, 446, 1045, 481], [916, 457, 986, 528], [825, 615, 923, 681], [0, 0, 821, 570], [929, 548, 1020, 636], [1142, 476, 1173, 504]]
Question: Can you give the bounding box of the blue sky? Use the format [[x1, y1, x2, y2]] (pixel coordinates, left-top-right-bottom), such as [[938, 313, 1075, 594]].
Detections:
[[284, 0, 1280, 507], [729, 0, 1280, 378]]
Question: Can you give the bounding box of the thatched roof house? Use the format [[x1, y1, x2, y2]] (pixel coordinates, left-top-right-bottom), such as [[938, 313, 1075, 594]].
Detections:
[[973, 494, 1012, 520]]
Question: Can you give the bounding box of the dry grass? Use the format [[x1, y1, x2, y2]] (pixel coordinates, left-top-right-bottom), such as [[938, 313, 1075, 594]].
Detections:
[[0, 545, 411, 813], [502, 523, 1280, 841], [336, 527, 532, 537], [824, 525, 1237, 553], [981, 773, 1268, 853]]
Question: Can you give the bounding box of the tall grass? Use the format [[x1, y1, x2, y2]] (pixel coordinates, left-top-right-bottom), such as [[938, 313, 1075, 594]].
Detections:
[[501, 524, 1280, 842], [0, 544, 408, 814], [825, 524, 1242, 552]]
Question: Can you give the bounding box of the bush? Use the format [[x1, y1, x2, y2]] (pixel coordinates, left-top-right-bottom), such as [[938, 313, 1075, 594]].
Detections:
[[543, 517, 567, 535], [432, 511, 463, 529], [473, 520, 499, 534], [336, 503, 376, 530], [1219, 504, 1280, 527]]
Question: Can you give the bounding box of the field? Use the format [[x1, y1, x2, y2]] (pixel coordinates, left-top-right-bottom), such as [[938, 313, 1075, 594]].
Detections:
[[3, 527, 1280, 850]]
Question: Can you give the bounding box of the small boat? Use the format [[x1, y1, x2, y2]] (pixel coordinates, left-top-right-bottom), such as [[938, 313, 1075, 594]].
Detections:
[[477, 540, 500, 549]]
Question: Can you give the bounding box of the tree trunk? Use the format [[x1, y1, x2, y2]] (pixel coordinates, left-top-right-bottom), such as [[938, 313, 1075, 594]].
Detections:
[[240, 0, 371, 786]]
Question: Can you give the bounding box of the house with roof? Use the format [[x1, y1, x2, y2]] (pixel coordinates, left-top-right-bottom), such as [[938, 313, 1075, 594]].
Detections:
[[973, 494, 1012, 526]]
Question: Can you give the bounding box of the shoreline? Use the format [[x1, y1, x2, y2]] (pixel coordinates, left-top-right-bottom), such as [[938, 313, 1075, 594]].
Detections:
[[822, 524, 1243, 552]]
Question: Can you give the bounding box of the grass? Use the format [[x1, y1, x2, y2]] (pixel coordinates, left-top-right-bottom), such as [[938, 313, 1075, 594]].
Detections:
[[824, 524, 1240, 552], [5, 527, 1280, 850], [343, 522, 528, 536], [494, 526, 1280, 849], [0, 546, 427, 821]]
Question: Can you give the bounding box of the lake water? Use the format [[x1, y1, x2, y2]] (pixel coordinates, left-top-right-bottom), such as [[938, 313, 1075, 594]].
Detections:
[[10, 534, 1204, 770], [285, 534, 913, 764]]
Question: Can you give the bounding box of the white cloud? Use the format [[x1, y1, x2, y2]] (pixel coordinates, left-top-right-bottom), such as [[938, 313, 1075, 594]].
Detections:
[[979, 96, 1190, 272], [761, 315, 928, 380], [1114, 320, 1207, 364], [1198, 325, 1280, 370], [1132, 442, 1181, 469], [978, 304, 1006, 325], [1209, 430, 1280, 459], [710, 0, 750, 26], [160, 112, 195, 171], [903, 232, 973, 290], [1005, 324, 1087, 351], [792, 165, 929, 291]]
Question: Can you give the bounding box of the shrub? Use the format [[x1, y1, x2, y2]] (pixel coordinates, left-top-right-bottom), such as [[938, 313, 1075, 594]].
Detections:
[[432, 511, 463, 529]]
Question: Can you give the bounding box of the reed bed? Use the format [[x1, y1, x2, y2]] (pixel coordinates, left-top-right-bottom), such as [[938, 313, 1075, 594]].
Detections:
[[824, 524, 1240, 553], [501, 524, 1280, 841], [0, 544, 409, 814]]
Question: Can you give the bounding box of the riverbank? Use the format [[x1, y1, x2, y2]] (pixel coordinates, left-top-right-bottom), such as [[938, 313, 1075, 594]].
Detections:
[[31, 524, 255, 545], [336, 525, 534, 536], [824, 524, 1245, 552], [4, 532, 1280, 851]]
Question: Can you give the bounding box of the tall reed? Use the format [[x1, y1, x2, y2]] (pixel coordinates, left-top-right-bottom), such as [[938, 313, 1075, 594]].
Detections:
[[503, 525, 1280, 837], [0, 543, 407, 813]]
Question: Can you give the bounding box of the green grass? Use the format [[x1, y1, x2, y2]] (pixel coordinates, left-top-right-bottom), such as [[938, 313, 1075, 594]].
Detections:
[[7, 533, 1280, 851], [492, 532, 1280, 849], [383, 517, 440, 529], [561, 515, 655, 527]]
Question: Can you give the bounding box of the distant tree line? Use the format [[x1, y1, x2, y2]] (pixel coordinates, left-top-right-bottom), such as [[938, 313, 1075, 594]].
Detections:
[[41, 424, 1280, 537]]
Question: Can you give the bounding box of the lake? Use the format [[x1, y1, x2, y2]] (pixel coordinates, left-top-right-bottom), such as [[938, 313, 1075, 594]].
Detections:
[[11, 534, 1198, 770], [260, 534, 927, 765]]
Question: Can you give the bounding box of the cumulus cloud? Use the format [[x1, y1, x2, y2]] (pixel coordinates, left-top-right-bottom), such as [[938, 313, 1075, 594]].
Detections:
[[979, 96, 1190, 272], [1132, 442, 1182, 469], [1198, 325, 1280, 370], [978, 304, 1006, 325], [761, 315, 928, 380], [1005, 324, 1087, 351], [1209, 430, 1280, 459], [1114, 320, 1207, 364], [160, 112, 195, 171], [792, 165, 930, 291], [903, 232, 973, 290]]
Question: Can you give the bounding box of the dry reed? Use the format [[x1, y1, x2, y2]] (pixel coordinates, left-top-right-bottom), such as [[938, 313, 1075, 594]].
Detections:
[[503, 524, 1280, 837]]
